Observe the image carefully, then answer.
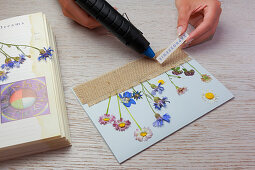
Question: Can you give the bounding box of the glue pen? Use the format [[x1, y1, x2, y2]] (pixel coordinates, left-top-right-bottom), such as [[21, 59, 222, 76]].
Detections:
[[75, 0, 155, 58]]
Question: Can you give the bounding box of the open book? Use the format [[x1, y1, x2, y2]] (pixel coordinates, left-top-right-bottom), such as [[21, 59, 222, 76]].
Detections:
[[0, 13, 71, 161]]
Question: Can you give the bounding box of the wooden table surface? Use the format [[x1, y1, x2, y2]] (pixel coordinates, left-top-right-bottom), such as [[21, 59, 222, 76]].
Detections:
[[1, 0, 255, 169]]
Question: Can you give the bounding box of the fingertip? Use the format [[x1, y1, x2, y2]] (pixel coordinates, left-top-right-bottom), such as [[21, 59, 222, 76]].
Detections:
[[177, 24, 188, 36]]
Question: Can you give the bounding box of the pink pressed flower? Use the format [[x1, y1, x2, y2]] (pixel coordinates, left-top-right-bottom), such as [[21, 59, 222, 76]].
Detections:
[[134, 127, 153, 142], [177, 87, 187, 95], [98, 114, 116, 125], [113, 118, 131, 131], [201, 74, 212, 82]]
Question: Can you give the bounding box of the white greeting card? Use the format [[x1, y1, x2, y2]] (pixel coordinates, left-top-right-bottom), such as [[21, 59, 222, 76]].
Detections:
[[73, 58, 233, 163]]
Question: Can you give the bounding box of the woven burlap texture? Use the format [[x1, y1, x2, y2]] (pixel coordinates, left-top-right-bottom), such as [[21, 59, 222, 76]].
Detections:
[[73, 48, 190, 106]]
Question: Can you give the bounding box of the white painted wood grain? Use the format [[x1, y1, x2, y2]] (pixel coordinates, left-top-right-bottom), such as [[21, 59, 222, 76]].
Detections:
[[0, 0, 254, 169]]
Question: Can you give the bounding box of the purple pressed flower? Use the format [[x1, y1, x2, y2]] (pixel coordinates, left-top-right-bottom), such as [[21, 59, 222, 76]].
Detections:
[[113, 118, 131, 131], [151, 83, 164, 96], [153, 113, 171, 127], [153, 97, 170, 110], [183, 68, 195, 76], [172, 67, 183, 75], [119, 92, 136, 107], [98, 114, 116, 125], [38, 47, 54, 61]]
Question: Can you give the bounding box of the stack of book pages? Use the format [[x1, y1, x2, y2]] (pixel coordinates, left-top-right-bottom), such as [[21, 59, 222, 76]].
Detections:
[[0, 13, 71, 161]]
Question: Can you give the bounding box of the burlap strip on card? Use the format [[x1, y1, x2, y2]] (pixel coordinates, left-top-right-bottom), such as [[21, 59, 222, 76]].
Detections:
[[73, 48, 190, 106]]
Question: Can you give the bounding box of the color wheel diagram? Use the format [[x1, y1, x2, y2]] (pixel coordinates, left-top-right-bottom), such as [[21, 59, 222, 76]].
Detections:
[[0, 77, 50, 123]]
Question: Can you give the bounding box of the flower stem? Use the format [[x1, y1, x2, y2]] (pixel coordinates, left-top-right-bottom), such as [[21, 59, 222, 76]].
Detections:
[[146, 80, 152, 86], [187, 62, 202, 75], [116, 95, 122, 118], [0, 48, 12, 58], [140, 82, 154, 99], [165, 72, 181, 78], [131, 87, 136, 93], [124, 104, 142, 130], [0, 50, 8, 58], [0, 42, 41, 51], [105, 96, 111, 115], [181, 64, 187, 69], [166, 73, 179, 89], [141, 85, 157, 115], [16, 46, 26, 56]]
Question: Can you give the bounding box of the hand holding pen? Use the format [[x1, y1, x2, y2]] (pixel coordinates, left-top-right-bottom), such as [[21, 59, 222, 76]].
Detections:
[[58, 0, 222, 48]]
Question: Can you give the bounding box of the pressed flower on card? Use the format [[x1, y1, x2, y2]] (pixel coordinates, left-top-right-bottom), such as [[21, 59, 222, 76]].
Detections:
[[187, 62, 212, 83], [182, 67, 195, 76], [131, 89, 143, 100], [166, 72, 188, 95], [112, 95, 131, 131], [177, 87, 187, 95], [141, 82, 171, 128], [146, 80, 164, 96], [119, 92, 136, 107], [158, 80, 165, 85], [201, 74, 212, 82], [171, 67, 183, 75], [153, 97, 170, 110], [113, 118, 131, 131], [134, 127, 153, 142], [98, 96, 116, 125], [99, 114, 116, 125], [121, 98, 153, 142], [153, 113, 171, 127], [202, 90, 218, 103]]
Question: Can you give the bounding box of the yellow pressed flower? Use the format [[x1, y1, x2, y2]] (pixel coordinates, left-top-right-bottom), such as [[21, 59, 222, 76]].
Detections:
[[205, 92, 215, 100], [158, 80, 165, 85], [202, 90, 218, 103]]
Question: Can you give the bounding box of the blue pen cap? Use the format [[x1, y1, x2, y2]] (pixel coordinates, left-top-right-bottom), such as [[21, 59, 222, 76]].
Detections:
[[143, 46, 155, 58]]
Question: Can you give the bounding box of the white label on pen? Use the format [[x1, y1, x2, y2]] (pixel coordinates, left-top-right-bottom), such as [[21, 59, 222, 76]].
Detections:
[[156, 32, 189, 64]]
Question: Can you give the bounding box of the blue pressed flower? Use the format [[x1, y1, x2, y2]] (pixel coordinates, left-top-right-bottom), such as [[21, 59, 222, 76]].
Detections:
[[119, 92, 136, 107], [1, 64, 5, 69], [0, 71, 9, 81], [153, 113, 171, 127], [1, 60, 15, 70], [151, 83, 164, 96], [162, 113, 171, 122], [153, 97, 170, 110], [7, 61, 14, 68], [132, 91, 142, 100], [15, 54, 26, 68], [1, 55, 26, 70], [38, 47, 54, 61], [19, 54, 26, 64]]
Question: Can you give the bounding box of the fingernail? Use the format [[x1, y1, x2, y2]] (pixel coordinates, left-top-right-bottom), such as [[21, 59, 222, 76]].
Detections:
[[185, 38, 193, 44], [177, 26, 183, 36], [182, 43, 189, 49]]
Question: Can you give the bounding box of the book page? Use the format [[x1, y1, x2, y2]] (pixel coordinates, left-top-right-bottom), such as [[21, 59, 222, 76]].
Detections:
[[0, 13, 61, 149]]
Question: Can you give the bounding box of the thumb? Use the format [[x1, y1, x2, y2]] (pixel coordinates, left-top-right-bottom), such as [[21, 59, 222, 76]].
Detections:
[[177, 8, 191, 36]]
